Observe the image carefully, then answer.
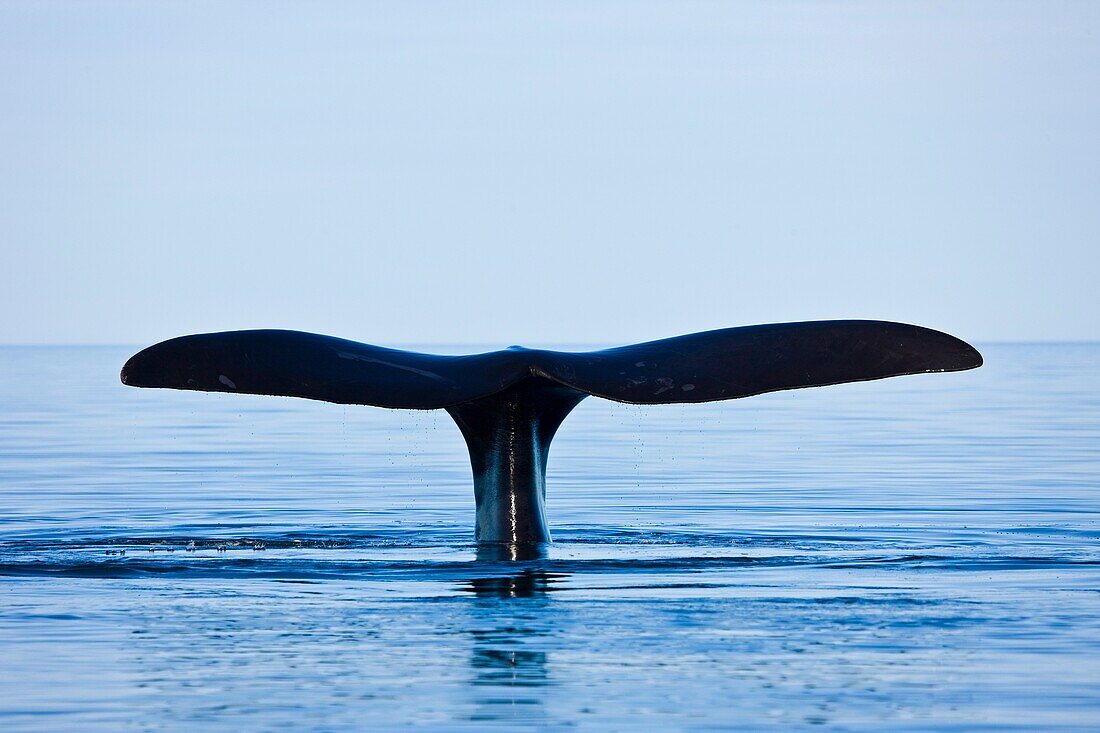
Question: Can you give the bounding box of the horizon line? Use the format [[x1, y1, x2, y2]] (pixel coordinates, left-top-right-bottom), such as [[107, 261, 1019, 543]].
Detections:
[[0, 340, 1097, 349]]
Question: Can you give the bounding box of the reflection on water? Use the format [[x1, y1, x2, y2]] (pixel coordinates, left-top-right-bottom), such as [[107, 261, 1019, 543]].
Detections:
[[474, 543, 551, 563], [462, 570, 567, 598], [1, 345, 1100, 730], [469, 645, 549, 688], [464, 569, 559, 722]]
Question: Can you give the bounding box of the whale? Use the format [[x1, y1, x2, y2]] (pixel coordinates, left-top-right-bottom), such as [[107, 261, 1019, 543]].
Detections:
[[121, 320, 982, 545]]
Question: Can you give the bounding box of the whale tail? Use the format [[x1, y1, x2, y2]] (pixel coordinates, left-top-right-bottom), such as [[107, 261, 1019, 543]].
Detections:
[[122, 320, 982, 544]]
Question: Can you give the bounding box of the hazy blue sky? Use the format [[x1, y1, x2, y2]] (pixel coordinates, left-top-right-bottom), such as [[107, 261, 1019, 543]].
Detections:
[[2, 1, 1097, 345]]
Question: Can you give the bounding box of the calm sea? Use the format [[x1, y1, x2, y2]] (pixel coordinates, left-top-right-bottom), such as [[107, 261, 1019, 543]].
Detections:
[[1, 343, 1097, 731]]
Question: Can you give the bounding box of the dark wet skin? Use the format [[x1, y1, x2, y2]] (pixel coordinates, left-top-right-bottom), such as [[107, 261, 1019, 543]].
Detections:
[[121, 320, 982, 545]]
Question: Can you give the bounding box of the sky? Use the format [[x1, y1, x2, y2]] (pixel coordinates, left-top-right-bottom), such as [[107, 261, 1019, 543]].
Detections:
[[1, 1, 1098, 346]]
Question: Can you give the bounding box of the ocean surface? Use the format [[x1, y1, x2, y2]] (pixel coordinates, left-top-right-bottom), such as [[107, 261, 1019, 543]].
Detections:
[[0, 343, 1097, 731]]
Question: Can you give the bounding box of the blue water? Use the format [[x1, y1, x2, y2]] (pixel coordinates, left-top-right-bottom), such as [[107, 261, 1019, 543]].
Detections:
[[1, 344, 1098, 731]]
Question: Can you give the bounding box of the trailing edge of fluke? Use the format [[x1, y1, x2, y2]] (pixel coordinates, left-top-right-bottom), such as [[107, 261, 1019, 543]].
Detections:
[[122, 320, 982, 545]]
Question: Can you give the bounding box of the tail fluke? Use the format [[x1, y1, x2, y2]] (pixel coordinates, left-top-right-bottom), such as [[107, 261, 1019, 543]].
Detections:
[[538, 320, 982, 405], [122, 321, 981, 544], [120, 329, 525, 409], [122, 321, 981, 408]]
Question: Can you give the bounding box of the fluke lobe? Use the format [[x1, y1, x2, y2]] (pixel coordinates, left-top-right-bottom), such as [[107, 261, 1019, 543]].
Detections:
[[121, 321, 982, 545]]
